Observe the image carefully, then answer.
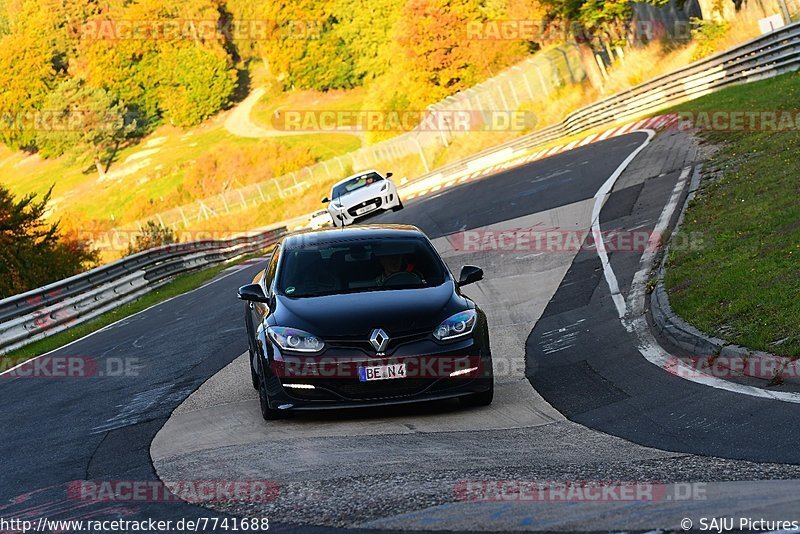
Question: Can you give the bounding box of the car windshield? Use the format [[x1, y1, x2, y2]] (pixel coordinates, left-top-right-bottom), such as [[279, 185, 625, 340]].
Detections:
[[277, 237, 447, 298], [331, 172, 383, 199]]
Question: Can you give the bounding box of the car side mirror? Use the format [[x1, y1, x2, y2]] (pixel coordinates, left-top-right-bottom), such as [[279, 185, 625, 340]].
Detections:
[[321, 196, 329, 204], [457, 265, 483, 287], [386, 172, 393, 178], [238, 283, 269, 302]]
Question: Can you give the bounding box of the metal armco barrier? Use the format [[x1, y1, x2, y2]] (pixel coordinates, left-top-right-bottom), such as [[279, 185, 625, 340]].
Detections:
[[4, 23, 800, 355], [398, 21, 800, 189], [0, 227, 285, 354]]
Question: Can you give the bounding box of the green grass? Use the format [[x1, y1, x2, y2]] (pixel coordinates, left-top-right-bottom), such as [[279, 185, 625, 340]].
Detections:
[[0, 124, 261, 222], [0, 88, 361, 230], [276, 132, 362, 161], [1, 250, 267, 366], [249, 86, 365, 160], [663, 71, 800, 357], [250, 86, 369, 126]]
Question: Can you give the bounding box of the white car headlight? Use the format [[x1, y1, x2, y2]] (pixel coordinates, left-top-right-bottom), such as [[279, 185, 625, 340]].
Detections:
[[433, 310, 477, 341], [268, 326, 325, 352], [380, 182, 389, 191]]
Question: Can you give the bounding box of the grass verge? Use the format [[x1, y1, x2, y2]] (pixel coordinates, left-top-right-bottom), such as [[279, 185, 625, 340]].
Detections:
[[1, 251, 267, 366], [664, 71, 800, 357]]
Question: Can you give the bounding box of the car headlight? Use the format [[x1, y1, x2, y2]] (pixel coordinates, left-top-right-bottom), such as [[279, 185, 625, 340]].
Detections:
[[433, 310, 477, 341], [380, 182, 389, 191], [268, 326, 325, 352]]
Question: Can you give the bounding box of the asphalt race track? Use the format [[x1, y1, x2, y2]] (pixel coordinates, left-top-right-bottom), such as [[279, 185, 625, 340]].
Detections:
[[3, 130, 800, 532]]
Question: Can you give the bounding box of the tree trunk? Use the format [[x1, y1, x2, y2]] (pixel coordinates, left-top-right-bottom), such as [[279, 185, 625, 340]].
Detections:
[[576, 42, 605, 90], [94, 155, 106, 179]]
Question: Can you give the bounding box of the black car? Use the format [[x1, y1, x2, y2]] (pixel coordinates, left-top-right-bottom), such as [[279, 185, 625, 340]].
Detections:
[[238, 224, 493, 419]]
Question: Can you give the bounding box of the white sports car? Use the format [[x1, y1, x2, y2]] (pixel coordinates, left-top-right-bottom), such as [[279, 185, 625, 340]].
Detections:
[[322, 170, 403, 227], [308, 209, 333, 229]]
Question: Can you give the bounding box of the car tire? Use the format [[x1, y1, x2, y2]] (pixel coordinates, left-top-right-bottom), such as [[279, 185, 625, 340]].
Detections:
[[249, 354, 259, 390], [392, 200, 404, 212], [257, 364, 289, 420]]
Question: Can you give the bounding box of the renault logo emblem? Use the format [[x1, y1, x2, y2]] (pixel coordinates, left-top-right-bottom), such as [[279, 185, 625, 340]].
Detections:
[[369, 328, 389, 353]]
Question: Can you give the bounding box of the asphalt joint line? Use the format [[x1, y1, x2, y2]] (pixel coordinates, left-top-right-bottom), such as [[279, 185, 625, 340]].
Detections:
[[595, 144, 800, 404]]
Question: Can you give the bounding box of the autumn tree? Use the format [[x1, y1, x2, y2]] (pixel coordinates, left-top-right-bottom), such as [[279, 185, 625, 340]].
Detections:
[[0, 185, 97, 298], [35, 78, 136, 178]]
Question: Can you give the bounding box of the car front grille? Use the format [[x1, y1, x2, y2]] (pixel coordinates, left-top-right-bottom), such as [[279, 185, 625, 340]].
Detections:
[[333, 378, 435, 399], [347, 198, 382, 217], [325, 328, 431, 353]]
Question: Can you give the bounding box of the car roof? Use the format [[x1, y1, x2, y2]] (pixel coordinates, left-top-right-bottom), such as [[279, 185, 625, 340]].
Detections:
[[331, 169, 382, 188], [281, 224, 425, 248]]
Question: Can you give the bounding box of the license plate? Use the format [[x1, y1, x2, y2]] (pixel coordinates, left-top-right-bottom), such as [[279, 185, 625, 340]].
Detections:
[[355, 206, 372, 215], [358, 363, 407, 382]]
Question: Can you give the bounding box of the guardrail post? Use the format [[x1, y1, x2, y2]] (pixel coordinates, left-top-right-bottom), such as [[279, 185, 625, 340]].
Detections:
[[508, 79, 520, 107], [411, 137, 430, 173], [272, 179, 284, 198], [494, 80, 510, 111], [515, 66, 535, 100], [556, 48, 577, 83], [534, 63, 550, 96], [777, 0, 792, 22]]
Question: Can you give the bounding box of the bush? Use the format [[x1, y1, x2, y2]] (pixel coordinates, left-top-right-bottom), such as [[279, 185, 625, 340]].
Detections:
[[126, 221, 178, 255], [690, 18, 730, 61]]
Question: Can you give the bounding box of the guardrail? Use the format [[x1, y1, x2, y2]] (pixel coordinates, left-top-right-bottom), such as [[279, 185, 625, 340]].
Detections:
[[396, 21, 800, 189], [0, 226, 285, 355], [4, 22, 800, 355], [122, 45, 586, 235]]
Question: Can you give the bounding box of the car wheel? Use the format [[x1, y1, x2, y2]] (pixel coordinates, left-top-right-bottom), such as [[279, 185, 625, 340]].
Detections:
[[256, 361, 290, 420], [258, 375, 288, 420], [392, 200, 404, 212], [249, 353, 259, 390], [459, 381, 494, 407]]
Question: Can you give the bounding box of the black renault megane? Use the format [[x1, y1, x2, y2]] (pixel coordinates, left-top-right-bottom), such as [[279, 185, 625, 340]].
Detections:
[[238, 224, 493, 419]]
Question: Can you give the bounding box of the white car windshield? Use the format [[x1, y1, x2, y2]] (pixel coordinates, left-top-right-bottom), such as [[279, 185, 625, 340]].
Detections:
[[331, 172, 383, 199]]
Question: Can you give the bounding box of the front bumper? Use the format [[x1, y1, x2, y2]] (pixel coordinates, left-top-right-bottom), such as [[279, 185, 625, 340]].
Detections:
[[263, 338, 491, 410], [330, 192, 400, 226]]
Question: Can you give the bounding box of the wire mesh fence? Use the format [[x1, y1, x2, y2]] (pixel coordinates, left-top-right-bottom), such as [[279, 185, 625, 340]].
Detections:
[[128, 44, 586, 232]]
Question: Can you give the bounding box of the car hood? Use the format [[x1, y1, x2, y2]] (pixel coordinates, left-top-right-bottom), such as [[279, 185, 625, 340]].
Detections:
[[335, 182, 386, 206], [272, 282, 466, 338]]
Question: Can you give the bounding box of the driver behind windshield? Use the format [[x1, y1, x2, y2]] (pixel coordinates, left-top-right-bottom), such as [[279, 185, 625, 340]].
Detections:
[[374, 252, 424, 286]]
